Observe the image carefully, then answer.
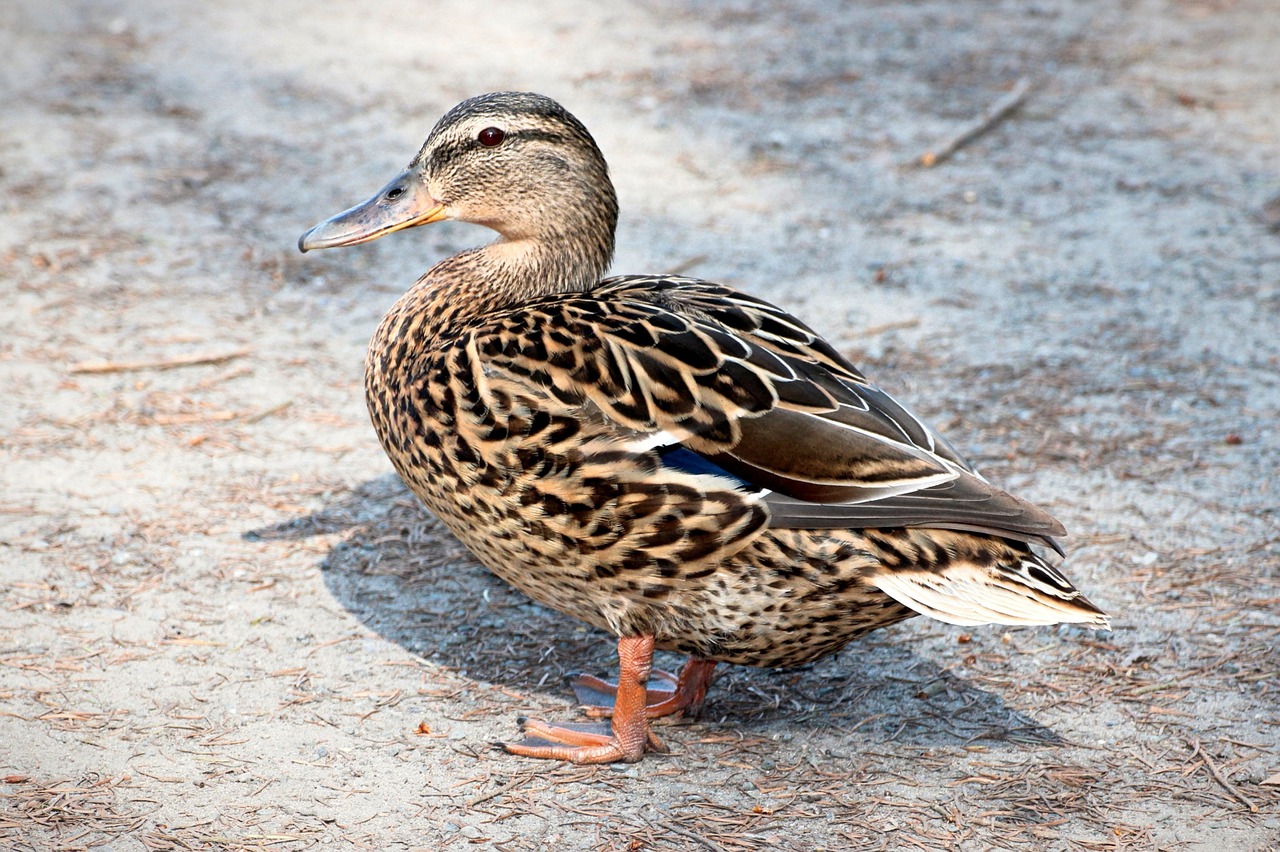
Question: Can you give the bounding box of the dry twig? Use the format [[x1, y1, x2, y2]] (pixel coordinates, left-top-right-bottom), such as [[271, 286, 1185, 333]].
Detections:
[[1188, 738, 1257, 813], [68, 348, 251, 374], [645, 816, 728, 852], [917, 78, 1033, 168], [467, 774, 532, 808]]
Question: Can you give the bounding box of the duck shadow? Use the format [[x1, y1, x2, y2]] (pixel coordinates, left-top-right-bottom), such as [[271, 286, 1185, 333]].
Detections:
[[245, 474, 1065, 749]]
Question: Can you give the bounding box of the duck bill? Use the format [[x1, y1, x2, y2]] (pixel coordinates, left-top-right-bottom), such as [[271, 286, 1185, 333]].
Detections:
[[298, 169, 446, 252]]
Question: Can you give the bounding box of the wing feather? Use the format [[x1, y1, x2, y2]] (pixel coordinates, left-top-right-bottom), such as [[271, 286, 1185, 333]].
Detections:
[[469, 275, 1066, 548]]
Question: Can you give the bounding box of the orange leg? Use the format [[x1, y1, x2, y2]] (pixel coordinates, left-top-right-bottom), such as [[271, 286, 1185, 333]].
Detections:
[[570, 657, 717, 720], [502, 635, 668, 764]]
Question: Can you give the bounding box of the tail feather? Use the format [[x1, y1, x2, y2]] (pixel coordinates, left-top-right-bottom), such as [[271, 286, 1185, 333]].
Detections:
[[871, 554, 1111, 629]]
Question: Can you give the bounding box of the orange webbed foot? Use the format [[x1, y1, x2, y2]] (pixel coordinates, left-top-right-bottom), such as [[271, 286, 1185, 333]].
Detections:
[[500, 635, 673, 764], [501, 717, 667, 764], [569, 658, 716, 720]]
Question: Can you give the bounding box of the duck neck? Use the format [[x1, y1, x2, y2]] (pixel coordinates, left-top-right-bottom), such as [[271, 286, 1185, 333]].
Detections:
[[481, 227, 614, 299], [411, 220, 614, 334]]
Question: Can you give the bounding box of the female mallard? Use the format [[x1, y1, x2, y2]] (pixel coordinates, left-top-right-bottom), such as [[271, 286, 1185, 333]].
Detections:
[[299, 92, 1108, 764]]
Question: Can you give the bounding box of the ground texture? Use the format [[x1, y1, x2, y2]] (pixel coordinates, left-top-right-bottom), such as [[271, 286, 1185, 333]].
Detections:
[[2, 0, 1278, 849]]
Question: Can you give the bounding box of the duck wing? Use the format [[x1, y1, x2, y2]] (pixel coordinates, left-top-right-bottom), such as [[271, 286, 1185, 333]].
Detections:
[[467, 275, 1065, 550]]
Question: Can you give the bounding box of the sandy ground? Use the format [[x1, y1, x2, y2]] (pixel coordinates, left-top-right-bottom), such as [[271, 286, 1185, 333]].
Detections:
[[2, 0, 1278, 849]]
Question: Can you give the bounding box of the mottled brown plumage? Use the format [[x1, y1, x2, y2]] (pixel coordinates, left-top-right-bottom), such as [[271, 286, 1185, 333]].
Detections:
[[300, 91, 1109, 763]]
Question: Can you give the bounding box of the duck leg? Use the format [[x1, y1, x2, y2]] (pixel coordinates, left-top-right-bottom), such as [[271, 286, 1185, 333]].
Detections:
[[569, 657, 717, 720], [502, 635, 668, 763]]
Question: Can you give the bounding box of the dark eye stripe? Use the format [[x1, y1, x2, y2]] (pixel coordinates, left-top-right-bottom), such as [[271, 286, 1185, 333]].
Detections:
[[422, 128, 578, 174]]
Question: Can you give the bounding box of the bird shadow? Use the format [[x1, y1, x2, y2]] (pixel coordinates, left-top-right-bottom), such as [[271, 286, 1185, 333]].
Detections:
[[244, 474, 1066, 749]]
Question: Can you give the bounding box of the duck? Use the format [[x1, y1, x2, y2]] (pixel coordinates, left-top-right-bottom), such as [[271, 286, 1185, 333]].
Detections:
[[299, 91, 1109, 764]]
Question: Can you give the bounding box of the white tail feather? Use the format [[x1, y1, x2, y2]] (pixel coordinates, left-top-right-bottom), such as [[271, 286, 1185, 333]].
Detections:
[[872, 561, 1111, 629]]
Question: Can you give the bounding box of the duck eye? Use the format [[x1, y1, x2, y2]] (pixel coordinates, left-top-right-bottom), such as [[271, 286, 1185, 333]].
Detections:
[[477, 127, 506, 147], [385, 186, 405, 200]]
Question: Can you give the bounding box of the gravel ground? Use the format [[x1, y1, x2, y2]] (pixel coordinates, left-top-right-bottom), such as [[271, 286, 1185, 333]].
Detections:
[[2, 0, 1278, 849]]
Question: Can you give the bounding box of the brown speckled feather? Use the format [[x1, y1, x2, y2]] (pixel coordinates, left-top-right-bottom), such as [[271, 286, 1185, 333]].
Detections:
[[358, 266, 1106, 664], [304, 91, 1109, 675], [468, 276, 1067, 547]]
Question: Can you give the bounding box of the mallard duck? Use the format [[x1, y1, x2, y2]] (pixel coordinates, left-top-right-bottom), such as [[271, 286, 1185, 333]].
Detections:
[[299, 92, 1108, 764]]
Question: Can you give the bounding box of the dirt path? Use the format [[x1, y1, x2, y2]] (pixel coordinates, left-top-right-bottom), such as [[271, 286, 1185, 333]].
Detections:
[[2, 1, 1277, 849]]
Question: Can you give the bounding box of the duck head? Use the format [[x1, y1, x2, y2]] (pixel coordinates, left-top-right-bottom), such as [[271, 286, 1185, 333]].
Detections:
[[298, 92, 619, 261]]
